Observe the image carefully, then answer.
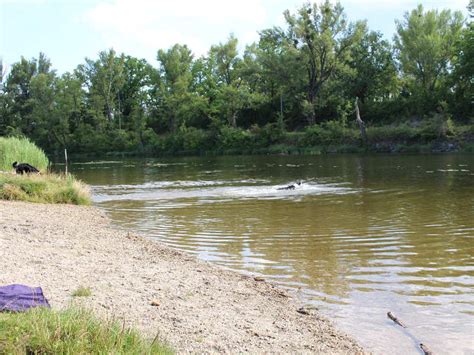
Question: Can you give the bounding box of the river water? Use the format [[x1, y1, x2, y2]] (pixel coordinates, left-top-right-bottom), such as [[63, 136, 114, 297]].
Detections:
[[70, 154, 474, 354]]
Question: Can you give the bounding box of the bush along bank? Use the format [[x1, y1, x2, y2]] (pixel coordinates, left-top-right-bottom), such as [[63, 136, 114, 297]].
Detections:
[[60, 117, 474, 158]]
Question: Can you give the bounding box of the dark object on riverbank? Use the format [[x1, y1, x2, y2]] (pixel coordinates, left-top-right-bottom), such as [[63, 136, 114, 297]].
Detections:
[[12, 162, 40, 175], [0, 284, 50, 312], [297, 307, 310, 315], [277, 181, 301, 190]]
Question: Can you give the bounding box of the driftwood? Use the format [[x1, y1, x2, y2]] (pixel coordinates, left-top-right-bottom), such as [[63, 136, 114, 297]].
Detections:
[[387, 311, 434, 355], [355, 97, 367, 143], [420, 343, 434, 355], [296, 307, 310, 315], [387, 311, 407, 328]]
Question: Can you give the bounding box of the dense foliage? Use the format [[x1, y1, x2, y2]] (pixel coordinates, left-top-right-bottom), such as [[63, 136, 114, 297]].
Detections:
[[0, 1, 472, 156]]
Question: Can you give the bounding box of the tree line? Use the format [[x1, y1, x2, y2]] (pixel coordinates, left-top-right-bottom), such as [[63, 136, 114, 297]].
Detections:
[[0, 1, 472, 155]]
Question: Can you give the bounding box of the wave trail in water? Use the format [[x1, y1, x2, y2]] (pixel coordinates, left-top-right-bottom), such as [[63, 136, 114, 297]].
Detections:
[[92, 180, 355, 203]]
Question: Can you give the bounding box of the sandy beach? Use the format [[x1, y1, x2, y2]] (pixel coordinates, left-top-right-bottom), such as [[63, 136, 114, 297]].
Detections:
[[0, 200, 364, 354]]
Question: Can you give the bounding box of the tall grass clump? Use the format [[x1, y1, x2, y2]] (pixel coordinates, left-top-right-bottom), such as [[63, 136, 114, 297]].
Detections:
[[0, 137, 49, 172], [0, 173, 91, 205], [0, 307, 173, 354]]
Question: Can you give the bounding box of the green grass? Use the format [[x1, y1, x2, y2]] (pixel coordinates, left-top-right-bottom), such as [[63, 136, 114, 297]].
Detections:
[[0, 137, 49, 172], [72, 286, 92, 297], [0, 307, 173, 354], [0, 173, 91, 205]]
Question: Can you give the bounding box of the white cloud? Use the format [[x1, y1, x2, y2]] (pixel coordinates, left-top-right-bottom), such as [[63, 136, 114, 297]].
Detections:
[[84, 0, 268, 62], [339, 0, 469, 11], [81, 0, 469, 64]]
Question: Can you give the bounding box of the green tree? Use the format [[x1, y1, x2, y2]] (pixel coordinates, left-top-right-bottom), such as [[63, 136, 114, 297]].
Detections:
[[3, 53, 55, 140], [0, 59, 11, 135], [116, 56, 155, 147], [347, 25, 397, 103], [449, 1, 473, 121], [394, 4, 464, 113], [51, 73, 86, 151], [283, 1, 363, 125], [208, 35, 244, 127], [244, 30, 302, 128], [3, 56, 38, 134], [76, 49, 125, 129], [28, 70, 57, 148], [156, 44, 206, 132]]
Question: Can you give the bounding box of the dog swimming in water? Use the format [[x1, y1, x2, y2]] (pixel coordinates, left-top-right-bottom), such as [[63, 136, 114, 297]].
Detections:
[[12, 161, 40, 175], [277, 181, 302, 190]]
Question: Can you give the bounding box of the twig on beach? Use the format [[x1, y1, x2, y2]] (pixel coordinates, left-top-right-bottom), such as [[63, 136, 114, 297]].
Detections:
[[297, 307, 310, 315]]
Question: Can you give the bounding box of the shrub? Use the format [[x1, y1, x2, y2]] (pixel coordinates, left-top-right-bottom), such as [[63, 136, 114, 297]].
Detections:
[[282, 131, 305, 147], [72, 124, 110, 153], [217, 126, 253, 149], [0, 137, 49, 172], [180, 127, 212, 151], [109, 129, 140, 152], [252, 123, 285, 146], [367, 124, 416, 142], [303, 120, 355, 146]]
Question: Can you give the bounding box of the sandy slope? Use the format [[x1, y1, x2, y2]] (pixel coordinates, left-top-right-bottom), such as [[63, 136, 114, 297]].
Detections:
[[0, 200, 364, 354]]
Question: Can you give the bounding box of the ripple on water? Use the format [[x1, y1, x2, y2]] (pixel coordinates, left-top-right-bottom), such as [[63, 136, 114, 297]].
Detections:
[[82, 155, 474, 355]]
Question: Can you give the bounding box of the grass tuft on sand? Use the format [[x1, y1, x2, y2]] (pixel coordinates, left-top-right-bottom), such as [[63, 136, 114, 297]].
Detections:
[[0, 307, 173, 354], [72, 286, 92, 297], [0, 173, 91, 205]]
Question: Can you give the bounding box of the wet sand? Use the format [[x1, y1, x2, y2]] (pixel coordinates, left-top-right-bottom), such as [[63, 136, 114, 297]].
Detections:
[[0, 200, 364, 354]]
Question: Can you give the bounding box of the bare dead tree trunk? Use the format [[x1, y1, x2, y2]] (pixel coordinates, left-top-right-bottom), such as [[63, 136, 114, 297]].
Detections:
[[306, 90, 316, 126], [355, 97, 367, 143], [229, 111, 237, 128]]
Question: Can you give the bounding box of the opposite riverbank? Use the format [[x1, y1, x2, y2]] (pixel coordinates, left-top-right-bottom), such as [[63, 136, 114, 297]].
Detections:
[[0, 200, 364, 354]]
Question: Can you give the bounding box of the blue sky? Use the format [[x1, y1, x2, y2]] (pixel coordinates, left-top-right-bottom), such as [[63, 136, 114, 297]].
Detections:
[[1, 0, 469, 74]]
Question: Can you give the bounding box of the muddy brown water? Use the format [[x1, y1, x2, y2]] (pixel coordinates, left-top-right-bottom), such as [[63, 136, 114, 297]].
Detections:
[[69, 154, 474, 354]]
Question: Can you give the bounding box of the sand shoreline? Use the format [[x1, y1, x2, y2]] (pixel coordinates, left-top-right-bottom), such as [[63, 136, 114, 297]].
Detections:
[[0, 200, 364, 353]]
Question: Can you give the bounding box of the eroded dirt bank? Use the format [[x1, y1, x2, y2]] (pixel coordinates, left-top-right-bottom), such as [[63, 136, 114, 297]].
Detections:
[[0, 200, 364, 354]]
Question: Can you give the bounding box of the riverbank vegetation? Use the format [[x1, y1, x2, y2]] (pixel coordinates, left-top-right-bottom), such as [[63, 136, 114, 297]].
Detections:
[[0, 137, 90, 204], [0, 173, 91, 205], [0, 2, 472, 157], [0, 307, 172, 354]]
